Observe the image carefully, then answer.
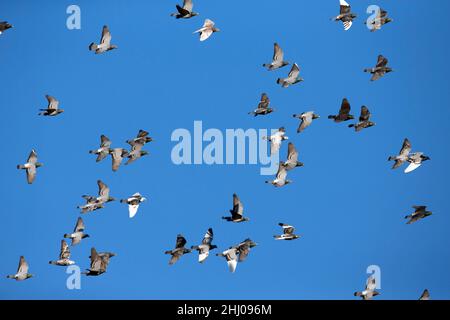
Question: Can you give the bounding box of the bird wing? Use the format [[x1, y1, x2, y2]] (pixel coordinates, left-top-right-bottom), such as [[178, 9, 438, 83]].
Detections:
[[273, 43, 284, 62], [399, 138, 412, 157], [60, 240, 71, 259], [258, 93, 270, 109], [419, 289, 430, 300], [287, 142, 298, 162], [183, 0, 193, 12], [404, 162, 421, 173], [176, 235, 187, 249], [97, 180, 110, 198], [18, 256, 29, 274], [26, 166, 36, 184], [340, 0, 351, 14], [232, 193, 244, 217], [199, 29, 213, 41], [169, 251, 183, 265], [128, 204, 139, 218], [46, 95, 59, 110], [100, 25, 112, 46], [339, 98, 351, 116], [203, 19, 215, 28], [287, 63, 300, 80], [276, 163, 288, 181], [365, 276, 377, 291], [74, 217, 85, 232], [137, 130, 149, 138], [281, 224, 295, 235], [376, 55, 388, 68], [359, 106, 371, 122], [100, 135, 111, 148], [202, 228, 213, 245], [27, 150, 38, 164], [90, 249, 103, 271]]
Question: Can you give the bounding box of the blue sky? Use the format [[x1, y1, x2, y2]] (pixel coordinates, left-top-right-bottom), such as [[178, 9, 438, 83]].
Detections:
[[1, 0, 449, 299]]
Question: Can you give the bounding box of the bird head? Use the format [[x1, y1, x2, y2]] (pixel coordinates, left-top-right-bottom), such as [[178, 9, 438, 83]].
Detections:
[[210, 245, 218, 250], [348, 115, 355, 120], [83, 234, 90, 239], [141, 151, 149, 156], [36, 162, 44, 167], [421, 155, 431, 161]]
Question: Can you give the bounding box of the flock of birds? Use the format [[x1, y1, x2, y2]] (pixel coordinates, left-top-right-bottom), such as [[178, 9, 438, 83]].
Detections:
[[1, 0, 435, 300]]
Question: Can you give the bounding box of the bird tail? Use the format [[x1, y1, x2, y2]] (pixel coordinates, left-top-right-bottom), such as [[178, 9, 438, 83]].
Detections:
[[354, 291, 362, 297], [89, 43, 98, 51]]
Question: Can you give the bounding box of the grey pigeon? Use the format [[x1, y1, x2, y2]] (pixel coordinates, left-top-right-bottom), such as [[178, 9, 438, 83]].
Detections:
[[17, 149, 43, 184], [216, 247, 239, 273], [171, 0, 198, 19], [277, 63, 303, 88], [364, 55, 392, 81], [274, 223, 301, 240], [354, 276, 380, 300], [405, 206, 432, 225], [281, 142, 304, 171], [419, 289, 430, 300], [348, 106, 375, 132], [263, 43, 289, 71], [120, 192, 147, 218], [191, 228, 218, 263], [7, 256, 33, 281], [126, 129, 153, 145], [0, 21, 13, 34], [64, 217, 90, 246], [265, 163, 291, 187], [89, 135, 112, 162], [293, 111, 319, 133], [38, 95, 64, 116], [328, 98, 354, 123], [125, 140, 149, 165], [194, 19, 220, 42], [89, 25, 117, 54], [83, 247, 114, 276], [332, 0, 357, 31], [365, 8, 392, 32], [49, 240, 75, 266], [164, 234, 191, 265], [249, 93, 275, 116], [388, 138, 412, 170], [222, 193, 250, 223], [109, 148, 129, 172]]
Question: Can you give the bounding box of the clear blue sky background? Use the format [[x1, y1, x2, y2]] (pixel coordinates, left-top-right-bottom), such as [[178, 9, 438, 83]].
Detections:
[[1, 0, 449, 300]]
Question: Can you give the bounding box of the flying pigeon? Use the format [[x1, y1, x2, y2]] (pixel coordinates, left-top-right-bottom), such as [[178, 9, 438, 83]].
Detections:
[[405, 152, 430, 173], [405, 206, 432, 225], [164, 234, 191, 265], [419, 289, 430, 300], [120, 192, 147, 218], [263, 127, 288, 155], [83, 247, 114, 276], [7, 256, 33, 281], [328, 98, 355, 123], [222, 193, 250, 223], [388, 138, 412, 170], [194, 19, 220, 42], [191, 228, 218, 263], [332, 0, 357, 31], [364, 55, 392, 81], [263, 43, 289, 71], [171, 0, 198, 19], [348, 106, 375, 132], [89, 135, 112, 163], [248, 93, 275, 116], [281, 142, 304, 171], [366, 8, 392, 32], [274, 223, 301, 240], [235, 238, 258, 262], [64, 217, 89, 246], [77, 180, 115, 213], [17, 149, 43, 184], [265, 163, 291, 187], [277, 63, 303, 88], [216, 247, 239, 273], [293, 111, 319, 133], [125, 140, 149, 165], [89, 25, 117, 54], [38, 95, 64, 116], [49, 240, 75, 266], [0, 21, 13, 34], [354, 276, 380, 300], [109, 148, 129, 172], [126, 129, 153, 145]]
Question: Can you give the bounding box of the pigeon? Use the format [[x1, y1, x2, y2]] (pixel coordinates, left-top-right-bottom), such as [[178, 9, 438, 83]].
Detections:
[[405, 152, 430, 174], [348, 106, 375, 132], [49, 240, 75, 266], [89, 135, 112, 163], [263, 43, 289, 71], [222, 193, 250, 223], [293, 111, 319, 133], [171, 0, 198, 19], [17, 149, 43, 184], [120, 192, 147, 218], [64, 217, 90, 246], [77, 180, 115, 213], [216, 247, 239, 273], [265, 163, 291, 187], [38, 95, 64, 116], [109, 148, 129, 172], [332, 0, 357, 31], [263, 127, 288, 155], [274, 223, 300, 240], [125, 140, 149, 165], [354, 276, 380, 300], [0, 21, 13, 34], [366, 8, 392, 32], [281, 142, 304, 171], [165, 234, 191, 265], [82, 247, 114, 276], [388, 138, 412, 170], [277, 63, 303, 88], [405, 206, 432, 225], [419, 289, 430, 300], [364, 55, 392, 81], [89, 25, 117, 54], [235, 238, 257, 262], [126, 129, 153, 145], [7, 256, 33, 281], [328, 98, 354, 123], [194, 19, 220, 42], [191, 228, 218, 263], [248, 93, 275, 116]]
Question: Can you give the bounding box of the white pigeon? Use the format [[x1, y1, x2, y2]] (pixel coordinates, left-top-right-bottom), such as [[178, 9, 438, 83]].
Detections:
[[194, 19, 220, 41], [264, 127, 288, 155]]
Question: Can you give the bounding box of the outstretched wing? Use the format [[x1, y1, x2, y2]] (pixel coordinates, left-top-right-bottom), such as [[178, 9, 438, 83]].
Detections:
[[202, 228, 213, 245], [232, 193, 244, 217], [273, 43, 284, 62], [46, 95, 59, 110], [100, 25, 112, 46], [287, 142, 298, 162], [399, 138, 412, 157], [74, 217, 85, 232], [288, 63, 300, 80], [175, 234, 187, 249], [359, 106, 371, 122], [339, 98, 351, 116], [97, 180, 110, 198], [60, 240, 71, 259], [18, 256, 29, 274], [376, 55, 388, 68]]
